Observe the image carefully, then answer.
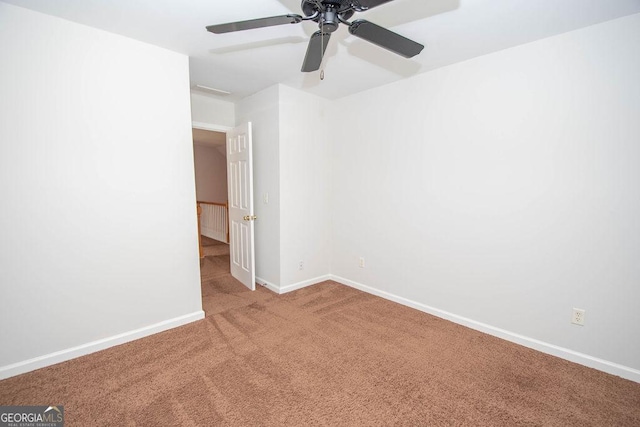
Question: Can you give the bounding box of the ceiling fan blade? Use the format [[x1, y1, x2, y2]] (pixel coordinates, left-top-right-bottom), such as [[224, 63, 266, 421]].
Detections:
[[353, 0, 395, 10], [348, 20, 424, 58], [301, 31, 331, 72], [206, 15, 302, 34]]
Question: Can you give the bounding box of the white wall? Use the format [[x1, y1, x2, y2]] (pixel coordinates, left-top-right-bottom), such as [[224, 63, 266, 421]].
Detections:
[[0, 4, 203, 377], [235, 85, 332, 291], [330, 14, 640, 375], [193, 144, 227, 203], [235, 86, 281, 287], [191, 92, 235, 128], [279, 86, 332, 289]]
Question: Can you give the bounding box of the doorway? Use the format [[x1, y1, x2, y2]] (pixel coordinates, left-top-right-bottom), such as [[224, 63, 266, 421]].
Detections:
[[192, 125, 231, 314], [193, 127, 230, 247], [192, 122, 257, 315]]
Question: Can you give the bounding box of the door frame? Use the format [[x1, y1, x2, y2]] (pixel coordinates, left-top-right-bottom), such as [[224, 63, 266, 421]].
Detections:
[[192, 121, 256, 291], [192, 121, 232, 134], [192, 120, 232, 263]]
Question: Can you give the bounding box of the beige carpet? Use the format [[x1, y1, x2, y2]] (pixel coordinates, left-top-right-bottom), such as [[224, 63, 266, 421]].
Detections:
[[1, 253, 639, 426], [201, 235, 230, 257]]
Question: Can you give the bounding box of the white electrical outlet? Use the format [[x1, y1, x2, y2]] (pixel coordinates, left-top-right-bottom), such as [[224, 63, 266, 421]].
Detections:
[[298, 260, 304, 270], [263, 193, 269, 204], [359, 257, 365, 268], [571, 308, 585, 326]]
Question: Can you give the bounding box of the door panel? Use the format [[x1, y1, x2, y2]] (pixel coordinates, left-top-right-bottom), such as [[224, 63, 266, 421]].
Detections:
[[226, 123, 255, 290]]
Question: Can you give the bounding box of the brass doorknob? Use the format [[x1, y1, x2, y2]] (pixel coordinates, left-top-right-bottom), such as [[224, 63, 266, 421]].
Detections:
[[243, 215, 257, 221]]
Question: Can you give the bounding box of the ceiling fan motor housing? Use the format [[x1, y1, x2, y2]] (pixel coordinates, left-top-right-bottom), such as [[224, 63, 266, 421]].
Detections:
[[302, 0, 355, 31], [321, 8, 339, 32]]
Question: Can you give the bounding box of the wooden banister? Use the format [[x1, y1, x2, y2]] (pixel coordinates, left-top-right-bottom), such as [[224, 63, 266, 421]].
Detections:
[[197, 203, 203, 259], [225, 201, 229, 243]]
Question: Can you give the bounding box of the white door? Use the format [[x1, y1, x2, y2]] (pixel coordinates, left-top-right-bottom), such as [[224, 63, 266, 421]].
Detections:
[[227, 122, 256, 290]]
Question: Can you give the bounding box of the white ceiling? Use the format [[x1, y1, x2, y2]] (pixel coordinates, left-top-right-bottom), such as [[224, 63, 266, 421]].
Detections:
[[3, 0, 640, 101]]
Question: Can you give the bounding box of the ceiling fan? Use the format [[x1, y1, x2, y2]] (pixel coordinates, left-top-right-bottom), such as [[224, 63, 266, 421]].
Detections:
[[206, 0, 424, 72]]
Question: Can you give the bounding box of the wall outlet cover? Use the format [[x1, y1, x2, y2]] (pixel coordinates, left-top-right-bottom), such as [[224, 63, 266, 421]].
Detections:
[[571, 308, 585, 326]]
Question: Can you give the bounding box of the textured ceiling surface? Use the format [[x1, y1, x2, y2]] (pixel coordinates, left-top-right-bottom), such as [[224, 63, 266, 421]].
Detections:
[[3, 0, 640, 101]]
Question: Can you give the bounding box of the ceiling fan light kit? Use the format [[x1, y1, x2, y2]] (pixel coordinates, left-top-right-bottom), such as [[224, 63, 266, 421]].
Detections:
[[206, 0, 424, 72]]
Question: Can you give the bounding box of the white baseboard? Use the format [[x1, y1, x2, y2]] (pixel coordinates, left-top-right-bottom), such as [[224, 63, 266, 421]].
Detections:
[[256, 275, 332, 294], [256, 277, 279, 294], [330, 275, 640, 384], [0, 310, 205, 380], [280, 274, 332, 294]]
